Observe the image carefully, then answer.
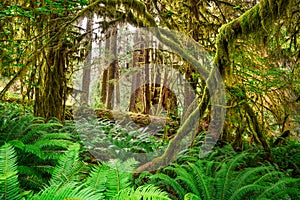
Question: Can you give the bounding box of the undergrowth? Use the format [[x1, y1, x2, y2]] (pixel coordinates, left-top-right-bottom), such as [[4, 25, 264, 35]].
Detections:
[[0, 102, 299, 199]]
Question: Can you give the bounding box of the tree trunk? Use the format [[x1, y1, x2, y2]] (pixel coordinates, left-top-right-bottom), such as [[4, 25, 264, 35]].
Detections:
[[81, 15, 93, 104], [107, 26, 118, 109], [144, 48, 151, 114], [34, 47, 67, 122], [101, 69, 108, 105], [101, 27, 111, 107]]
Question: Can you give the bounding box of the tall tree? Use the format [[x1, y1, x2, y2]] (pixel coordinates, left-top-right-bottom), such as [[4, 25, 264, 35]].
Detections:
[[80, 14, 93, 105]]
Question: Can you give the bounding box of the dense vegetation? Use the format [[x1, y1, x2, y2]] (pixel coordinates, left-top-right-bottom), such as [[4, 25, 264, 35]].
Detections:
[[0, 103, 299, 199], [0, 0, 299, 199]]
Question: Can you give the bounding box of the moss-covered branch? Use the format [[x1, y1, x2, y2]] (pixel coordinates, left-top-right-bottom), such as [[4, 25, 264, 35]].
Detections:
[[214, 0, 292, 80]]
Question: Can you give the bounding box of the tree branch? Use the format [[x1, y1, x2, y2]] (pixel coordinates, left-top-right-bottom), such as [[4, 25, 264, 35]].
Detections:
[[213, 0, 292, 80]]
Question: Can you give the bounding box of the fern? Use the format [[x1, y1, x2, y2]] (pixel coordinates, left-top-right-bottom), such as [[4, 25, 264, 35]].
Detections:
[[31, 144, 159, 200], [0, 105, 76, 190], [171, 164, 201, 196], [50, 143, 87, 185], [28, 182, 104, 200], [215, 152, 249, 199], [0, 143, 21, 200], [82, 157, 143, 199], [256, 177, 300, 199], [149, 151, 300, 200], [151, 173, 187, 199], [228, 184, 265, 200], [188, 162, 212, 200], [76, 118, 165, 163], [84, 163, 109, 195], [184, 193, 202, 200], [114, 184, 171, 200], [104, 158, 139, 198]]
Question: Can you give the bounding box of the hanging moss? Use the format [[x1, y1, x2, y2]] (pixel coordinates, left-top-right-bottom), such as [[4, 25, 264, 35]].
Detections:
[[115, 0, 157, 27], [214, 0, 292, 79], [240, 5, 261, 35]]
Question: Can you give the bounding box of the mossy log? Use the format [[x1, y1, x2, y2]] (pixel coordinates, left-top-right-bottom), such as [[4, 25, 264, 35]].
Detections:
[[95, 109, 179, 134], [69, 107, 179, 135]]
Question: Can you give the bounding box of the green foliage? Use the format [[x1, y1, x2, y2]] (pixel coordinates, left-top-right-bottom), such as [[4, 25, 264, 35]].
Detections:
[[76, 118, 166, 163], [0, 102, 299, 199], [184, 193, 202, 200], [149, 151, 300, 200], [49, 143, 88, 185], [270, 140, 300, 177], [38, 146, 170, 199], [114, 184, 171, 200], [0, 143, 21, 200], [84, 158, 138, 199], [0, 103, 75, 191], [0, 142, 170, 199], [30, 143, 104, 200], [28, 182, 103, 200]]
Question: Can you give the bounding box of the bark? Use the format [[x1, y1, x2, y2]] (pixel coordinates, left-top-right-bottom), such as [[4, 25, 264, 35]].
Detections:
[[81, 15, 93, 104], [101, 69, 108, 105], [34, 47, 67, 121], [129, 32, 143, 112], [144, 48, 151, 114], [115, 66, 121, 108], [107, 27, 118, 109], [101, 28, 111, 106]]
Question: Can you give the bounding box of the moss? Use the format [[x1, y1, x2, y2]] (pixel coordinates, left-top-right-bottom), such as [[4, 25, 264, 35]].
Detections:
[[214, 0, 292, 79], [240, 5, 262, 34]]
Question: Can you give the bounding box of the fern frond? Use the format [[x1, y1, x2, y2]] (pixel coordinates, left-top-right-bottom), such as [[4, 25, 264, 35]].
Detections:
[[257, 177, 300, 199], [105, 158, 138, 198], [150, 173, 186, 199], [215, 152, 247, 200], [114, 184, 171, 200], [29, 182, 104, 200], [0, 143, 21, 200], [169, 164, 200, 196], [50, 143, 87, 185], [200, 160, 221, 178], [84, 164, 109, 193], [234, 166, 272, 189], [34, 137, 72, 151], [253, 171, 284, 185], [184, 193, 202, 200], [269, 187, 300, 200], [188, 162, 212, 200], [228, 184, 265, 200], [18, 165, 47, 191]]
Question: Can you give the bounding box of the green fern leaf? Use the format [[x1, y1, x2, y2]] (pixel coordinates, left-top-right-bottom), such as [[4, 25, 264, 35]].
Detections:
[[84, 164, 109, 193], [0, 143, 21, 200], [105, 158, 138, 198], [257, 177, 300, 199], [184, 193, 202, 200], [150, 173, 186, 199], [172, 164, 200, 196], [228, 184, 265, 200], [188, 162, 212, 199], [114, 184, 171, 200], [50, 143, 86, 185], [29, 182, 104, 200], [215, 152, 247, 200]]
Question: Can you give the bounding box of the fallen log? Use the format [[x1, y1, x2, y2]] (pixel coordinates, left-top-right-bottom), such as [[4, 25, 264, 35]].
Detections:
[[68, 107, 180, 136]]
